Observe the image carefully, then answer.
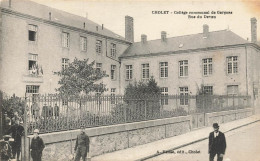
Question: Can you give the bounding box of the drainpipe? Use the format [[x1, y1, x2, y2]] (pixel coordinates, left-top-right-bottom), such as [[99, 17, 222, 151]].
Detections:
[[245, 46, 248, 96]]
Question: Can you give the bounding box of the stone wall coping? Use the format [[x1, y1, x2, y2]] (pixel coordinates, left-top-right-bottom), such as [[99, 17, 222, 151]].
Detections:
[[205, 108, 252, 118], [28, 115, 192, 144]]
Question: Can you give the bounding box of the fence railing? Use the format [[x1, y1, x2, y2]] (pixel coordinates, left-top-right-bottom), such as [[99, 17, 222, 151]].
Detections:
[[3, 94, 252, 134]]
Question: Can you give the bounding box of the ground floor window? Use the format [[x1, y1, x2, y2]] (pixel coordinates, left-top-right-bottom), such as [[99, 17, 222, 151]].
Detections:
[[180, 87, 189, 105]]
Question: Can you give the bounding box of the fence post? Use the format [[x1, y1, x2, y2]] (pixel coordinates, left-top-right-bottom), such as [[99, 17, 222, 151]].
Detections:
[[22, 95, 29, 161], [144, 100, 147, 120]]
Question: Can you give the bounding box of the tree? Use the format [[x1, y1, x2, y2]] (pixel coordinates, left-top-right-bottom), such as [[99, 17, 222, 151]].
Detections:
[[54, 58, 108, 97], [123, 77, 161, 120]]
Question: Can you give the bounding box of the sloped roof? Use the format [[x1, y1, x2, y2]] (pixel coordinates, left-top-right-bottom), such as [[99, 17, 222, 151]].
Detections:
[[120, 30, 249, 58], [1, 0, 126, 41]]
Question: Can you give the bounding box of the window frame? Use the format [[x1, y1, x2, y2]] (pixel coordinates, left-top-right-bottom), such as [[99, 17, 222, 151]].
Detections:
[[160, 87, 168, 105], [28, 24, 37, 42], [96, 40, 102, 54], [179, 60, 188, 77], [227, 56, 238, 74], [202, 58, 213, 76], [126, 65, 133, 80], [62, 58, 69, 70], [111, 65, 116, 80], [179, 87, 189, 105], [110, 43, 117, 58], [80, 36, 87, 51], [62, 32, 70, 48], [160, 62, 168, 78], [141, 63, 150, 80]]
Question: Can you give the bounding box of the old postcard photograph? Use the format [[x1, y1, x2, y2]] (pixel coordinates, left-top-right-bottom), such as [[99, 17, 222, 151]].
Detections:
[[0, 0, 260, 161]]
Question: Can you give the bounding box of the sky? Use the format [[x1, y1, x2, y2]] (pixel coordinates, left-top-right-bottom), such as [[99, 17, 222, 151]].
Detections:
[[20, 0, 260, 42]]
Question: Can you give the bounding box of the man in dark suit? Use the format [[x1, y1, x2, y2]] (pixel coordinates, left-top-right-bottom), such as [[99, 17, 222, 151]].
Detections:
[[208, 123, 226, 161]]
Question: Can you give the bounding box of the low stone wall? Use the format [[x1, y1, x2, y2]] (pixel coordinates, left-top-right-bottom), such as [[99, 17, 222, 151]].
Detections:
[[205, 108, 253, 126], [25, 115, 192, 161], [23, 108, 253, 161]]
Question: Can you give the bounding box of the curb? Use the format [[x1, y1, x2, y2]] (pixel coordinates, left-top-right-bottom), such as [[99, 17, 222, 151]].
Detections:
[[136, 119, 260, 161]]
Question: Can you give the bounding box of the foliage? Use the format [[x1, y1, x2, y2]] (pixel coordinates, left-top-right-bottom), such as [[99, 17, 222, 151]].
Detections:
[[1, 91, 25, 118], [124, 77, 161, 100], [54, 58, 108, 97]]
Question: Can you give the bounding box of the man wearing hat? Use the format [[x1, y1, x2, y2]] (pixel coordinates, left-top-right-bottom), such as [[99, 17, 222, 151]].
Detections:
[[0, 135, 12, 161], [7, 119, 24, 161], [208, 123, 226, 161], [30, 129, 45, 161], [74, 125, 90, 161]]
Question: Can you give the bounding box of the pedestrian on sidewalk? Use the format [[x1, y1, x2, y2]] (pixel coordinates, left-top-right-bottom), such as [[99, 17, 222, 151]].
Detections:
[[7, 119, 24, 161], [74, 125, 90, 161], [208, 123, 226, 161], [30, 129, 45, 161]]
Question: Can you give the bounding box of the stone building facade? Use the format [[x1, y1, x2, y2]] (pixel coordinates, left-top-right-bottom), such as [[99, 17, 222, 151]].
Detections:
[[0, 0, 131, 97], [0, 0, 259, 106]]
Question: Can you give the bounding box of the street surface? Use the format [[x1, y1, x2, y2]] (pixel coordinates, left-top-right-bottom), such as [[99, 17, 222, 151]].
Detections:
[[148, 122, 260, 161]]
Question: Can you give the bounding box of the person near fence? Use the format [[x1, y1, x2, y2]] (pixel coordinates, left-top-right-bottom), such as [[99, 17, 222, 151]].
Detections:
[[41, 104, 49, 120], [30, 129, 45, 161], [31, 101, 40, 120], [208, 123, 226, 161], [0, 135, 12, 161], [7, 119, 24, 161], [74, 125, 90, 161], [54, 103, 60, 119]]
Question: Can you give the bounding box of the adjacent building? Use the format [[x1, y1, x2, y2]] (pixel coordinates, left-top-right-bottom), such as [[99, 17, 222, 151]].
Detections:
[[0, 0, 260, 108]]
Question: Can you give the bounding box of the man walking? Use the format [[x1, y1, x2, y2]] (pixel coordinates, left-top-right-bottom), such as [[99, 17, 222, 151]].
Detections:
[[30, 129, 45, 161], [208, 123, 226, 161], [74, 125, 90, 161], [7, 119, 24, 161]]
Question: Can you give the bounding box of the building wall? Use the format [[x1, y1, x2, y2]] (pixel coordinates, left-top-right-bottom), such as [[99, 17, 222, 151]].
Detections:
[[120, 47, 249, 96], [0, 11, 130, 97]]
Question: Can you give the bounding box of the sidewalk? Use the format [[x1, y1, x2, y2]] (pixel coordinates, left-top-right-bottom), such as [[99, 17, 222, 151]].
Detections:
[[91, 114, 260, 161]]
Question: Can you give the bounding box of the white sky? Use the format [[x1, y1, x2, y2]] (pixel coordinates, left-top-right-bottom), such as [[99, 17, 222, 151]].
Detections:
[[29, 0, 260, 42]]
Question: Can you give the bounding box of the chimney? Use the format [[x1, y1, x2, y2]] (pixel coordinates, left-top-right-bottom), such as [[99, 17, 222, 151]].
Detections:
[[9, 0, 11, 8], [49, 12, 52, 21], [102, 24, 104, 30], [125, 16, 134, 42], [251, 17, 257, 43], [161, 31, 167, 42], [203, 24, 209, 38], [96, 26, 98, 31], [141, 34, 147, 44], [83, 22, 85, 29]]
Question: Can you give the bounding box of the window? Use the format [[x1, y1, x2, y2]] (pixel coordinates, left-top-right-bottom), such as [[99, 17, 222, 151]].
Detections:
[[28, 24, 37, 41], [160, 87, 168, 105], [26, 85, 39, 94], [96, 63, 102, 72], [111, 65, 116, 80], [111, 88, 116, 104], [111, 43, 116, 58], [26, 85, 40, 102], [227, 56, 238, 74], [62, 32, 69, 48], [62, 58, 69, 70], [180, 87, 189, 105], [160, 62, 168, 78], [227, 85, 238, 95], [203, 58, 213, 76], [28, 54, 38, 75], [80, 36, 87, 51], [62, 99, 68, 106], [142, 63, 149, 79], [126, 65, 133, 80], [96, 40, 102, 53], [203, 86, 213, 95], [179, 60, 188, 77]]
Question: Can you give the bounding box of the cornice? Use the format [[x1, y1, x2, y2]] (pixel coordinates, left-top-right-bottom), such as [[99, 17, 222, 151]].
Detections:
[[1, 7, 132, 45], [119, 43, 260, 60]]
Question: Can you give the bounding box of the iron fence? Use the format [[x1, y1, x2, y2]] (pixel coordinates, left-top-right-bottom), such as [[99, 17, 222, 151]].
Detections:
[[3, 94, 252, 134]]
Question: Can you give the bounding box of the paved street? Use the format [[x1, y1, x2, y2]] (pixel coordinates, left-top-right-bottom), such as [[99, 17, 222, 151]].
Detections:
[[148, 122, 260, 161]]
